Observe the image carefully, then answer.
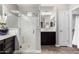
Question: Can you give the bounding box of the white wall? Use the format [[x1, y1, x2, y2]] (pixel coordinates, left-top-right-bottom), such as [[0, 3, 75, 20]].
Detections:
[[6, 13, 18, 28], [4, 4, 18, 11], [69, 4, 79, 10], [0, 5, 2, 15]]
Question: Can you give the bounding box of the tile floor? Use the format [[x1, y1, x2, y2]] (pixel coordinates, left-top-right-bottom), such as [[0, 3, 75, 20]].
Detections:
[[41, 45, 79, 54], [14, 45, 79, 54]]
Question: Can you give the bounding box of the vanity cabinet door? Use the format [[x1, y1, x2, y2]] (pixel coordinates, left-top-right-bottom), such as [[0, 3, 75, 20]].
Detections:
[[41, 32, 56, 45], [4, 37, 14, 45], [0, 40, 4, 53], [0, 36, 15, 54], [4, 36, 15, 54]]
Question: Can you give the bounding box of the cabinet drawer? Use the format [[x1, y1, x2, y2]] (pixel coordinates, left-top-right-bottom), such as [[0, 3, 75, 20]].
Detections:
[[4, 42, 13, 50], [41, 32, 56, 45], [4, 47, 13, 54], [4, 36, 15, 44], [0, 40, 4, 52], [0, 40, 4, 44]]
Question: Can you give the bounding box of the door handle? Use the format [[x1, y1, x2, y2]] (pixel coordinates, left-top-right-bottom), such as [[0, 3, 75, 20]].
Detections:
[[33, 30, 34, 34]]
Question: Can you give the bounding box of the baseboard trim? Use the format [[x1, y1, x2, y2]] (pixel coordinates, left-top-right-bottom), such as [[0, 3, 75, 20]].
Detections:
[[55, 45, 60, 47], [55, 44, 72, 47], [21, 50, 41, 54], [14, 49, 41, 54], [68, 44, 72, 47]]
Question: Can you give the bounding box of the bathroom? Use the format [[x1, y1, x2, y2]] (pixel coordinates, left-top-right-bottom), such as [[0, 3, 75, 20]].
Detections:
[[0, 4, 79, 54]]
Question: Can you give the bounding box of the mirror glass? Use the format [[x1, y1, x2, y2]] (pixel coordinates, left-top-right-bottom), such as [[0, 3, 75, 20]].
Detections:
[[40, 5, 56, 31]]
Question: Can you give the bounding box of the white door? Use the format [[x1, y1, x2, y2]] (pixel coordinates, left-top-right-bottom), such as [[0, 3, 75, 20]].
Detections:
[[58, 11, 69, 46], [20, 15, 39, 52]]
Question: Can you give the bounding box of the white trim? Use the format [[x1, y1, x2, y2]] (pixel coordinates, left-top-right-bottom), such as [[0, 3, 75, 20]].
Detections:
[[69, 5, 79, 48], [20, 50, 41, 54], [69, 10, 73, 48], [68, 44, 72, 47], [56, 7, 58, 46], [14, 50, 41, 54], [55, 44, 72, 47], [55, 44, 60, 47]]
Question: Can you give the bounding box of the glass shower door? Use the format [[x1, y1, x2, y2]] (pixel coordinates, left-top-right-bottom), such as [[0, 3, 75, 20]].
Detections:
[[20, 15, 37, 53]]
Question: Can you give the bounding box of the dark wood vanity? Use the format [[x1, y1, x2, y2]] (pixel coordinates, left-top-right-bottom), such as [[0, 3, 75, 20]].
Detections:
[[0, 36, 15, 54], [41, 32, 56, 45]]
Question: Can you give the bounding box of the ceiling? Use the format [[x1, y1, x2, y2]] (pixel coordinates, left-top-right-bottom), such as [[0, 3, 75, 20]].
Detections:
[[1, 4, 71, 12], [17, 4, 55, 12], [17, 4, 40, 12]]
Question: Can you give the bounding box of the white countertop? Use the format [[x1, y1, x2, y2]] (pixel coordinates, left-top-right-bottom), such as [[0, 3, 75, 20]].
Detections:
[[41, 28, 56, 32], [0, 28, 18, 41]]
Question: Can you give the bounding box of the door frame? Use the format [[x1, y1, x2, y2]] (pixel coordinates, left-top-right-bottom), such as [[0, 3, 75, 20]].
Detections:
[[69, 5, 79, 47], [39, 6, 58, 48]]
